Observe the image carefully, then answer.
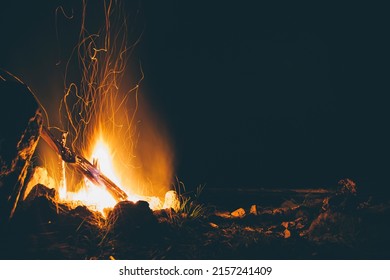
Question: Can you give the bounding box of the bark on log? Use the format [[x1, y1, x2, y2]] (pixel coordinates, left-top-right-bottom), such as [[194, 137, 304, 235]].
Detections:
[[0, 70, 42, 224]]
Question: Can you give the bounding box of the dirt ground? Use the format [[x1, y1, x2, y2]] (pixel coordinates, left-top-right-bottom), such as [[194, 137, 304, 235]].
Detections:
[[1, 180, 389, 260]]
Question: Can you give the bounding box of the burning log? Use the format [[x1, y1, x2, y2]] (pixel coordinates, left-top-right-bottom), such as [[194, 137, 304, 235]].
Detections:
[[0, 70, 43, 222], [40, 126, 128, 202]]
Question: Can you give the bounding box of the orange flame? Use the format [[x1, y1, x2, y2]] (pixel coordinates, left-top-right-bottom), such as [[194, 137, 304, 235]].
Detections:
[[58, 136, 163, 213]]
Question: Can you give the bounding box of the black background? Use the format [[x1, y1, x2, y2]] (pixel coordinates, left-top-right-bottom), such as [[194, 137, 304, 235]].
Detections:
[[1, 1, 389, 194]]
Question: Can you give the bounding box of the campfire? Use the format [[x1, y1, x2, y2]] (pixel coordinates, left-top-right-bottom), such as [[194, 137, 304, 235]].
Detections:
[[10, 0, 176, 217], [38, 126, 163, 214]]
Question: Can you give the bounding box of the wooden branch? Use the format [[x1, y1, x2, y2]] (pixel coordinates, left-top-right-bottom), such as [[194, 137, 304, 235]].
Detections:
[[41, 126, 128, 202], [0, 70, 43, 222]]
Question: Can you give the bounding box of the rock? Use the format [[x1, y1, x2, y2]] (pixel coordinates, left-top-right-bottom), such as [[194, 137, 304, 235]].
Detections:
[[321, 179, 359, 213], [281, 199, 299, 208], [71, 205, 95, 219], [68, 205, 104, 227], [106, 200, 158, 240], [23, 167, 56, 200], [11, 195, 59, 231], [281, 221, 289, 229], [0, 70, 43, 222], [243, 226, 255, 232], [308, 211, 361, 243], [209, 222, 219, 228], [153, 208, 174, 219], [214, 210, 231, 219], [231, 208, 246, 218], [249, 204, 257, 215], [163, 190, 180, 212], [338, 178, 357, 195], [24, 184, 56, 203]]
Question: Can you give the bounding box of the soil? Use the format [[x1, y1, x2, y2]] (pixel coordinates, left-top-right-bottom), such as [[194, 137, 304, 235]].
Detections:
[[0, 183, 389, 260]]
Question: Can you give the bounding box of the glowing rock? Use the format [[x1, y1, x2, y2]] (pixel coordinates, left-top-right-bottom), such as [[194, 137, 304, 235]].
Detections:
[[163, 190, 180, 212], [249, 204, 257, 215], [24, 167, 56, 200], [231, 208, 246, 218]]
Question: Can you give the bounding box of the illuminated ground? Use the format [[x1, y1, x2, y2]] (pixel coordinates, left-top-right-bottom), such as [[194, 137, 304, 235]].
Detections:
[[1, 184, 389, 260]]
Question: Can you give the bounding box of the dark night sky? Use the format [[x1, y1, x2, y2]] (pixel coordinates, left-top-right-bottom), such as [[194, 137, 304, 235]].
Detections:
[[1, 1, 389, 194]]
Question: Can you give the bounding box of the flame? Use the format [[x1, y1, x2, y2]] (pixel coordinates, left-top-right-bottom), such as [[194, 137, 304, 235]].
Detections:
[[91, 137, 121, 187], [58, 135, 165, 214], [60, 137, 120, 213]]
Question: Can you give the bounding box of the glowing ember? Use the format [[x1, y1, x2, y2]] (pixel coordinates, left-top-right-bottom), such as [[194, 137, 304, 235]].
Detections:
[[61, 184, 117, 214]]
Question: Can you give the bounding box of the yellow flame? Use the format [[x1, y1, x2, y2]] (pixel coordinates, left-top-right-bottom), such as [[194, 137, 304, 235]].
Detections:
[[91, 137, 121, 187], [69, 137, 120, 213], [59, 135, 167, 214]]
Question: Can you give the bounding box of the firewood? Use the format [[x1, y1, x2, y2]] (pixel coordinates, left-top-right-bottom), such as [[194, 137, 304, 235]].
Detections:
[[40, 126, 128, 202], [0, 70, 43, 222]]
